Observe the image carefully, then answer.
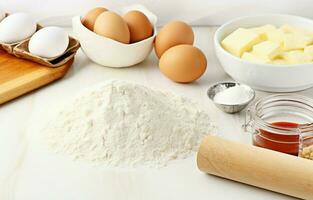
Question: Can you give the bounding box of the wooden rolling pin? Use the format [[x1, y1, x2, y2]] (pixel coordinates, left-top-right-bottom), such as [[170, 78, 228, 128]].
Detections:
[[197, 135, 313, 199]]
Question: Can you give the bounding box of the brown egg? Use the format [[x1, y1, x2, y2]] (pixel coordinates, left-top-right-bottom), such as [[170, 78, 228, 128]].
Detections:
[[123, 10, 153, 43], [94, 11, 130, 44], [155, 21, 194, 58], [159, 45, 207, 83], [82, 7, 108, 30]]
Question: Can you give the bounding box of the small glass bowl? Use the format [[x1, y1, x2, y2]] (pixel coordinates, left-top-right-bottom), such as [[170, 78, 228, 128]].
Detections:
[[244, 94, 313, 159]]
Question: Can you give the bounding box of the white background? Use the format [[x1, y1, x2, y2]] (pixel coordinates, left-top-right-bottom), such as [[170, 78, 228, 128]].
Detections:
[[1, 0, 313, 26], [0, 27, 303, 200], [1, 1, 313, 199]]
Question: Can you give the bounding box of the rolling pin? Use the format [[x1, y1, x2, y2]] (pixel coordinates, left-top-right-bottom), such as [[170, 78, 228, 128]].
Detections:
[[197, 135, 313, 199]]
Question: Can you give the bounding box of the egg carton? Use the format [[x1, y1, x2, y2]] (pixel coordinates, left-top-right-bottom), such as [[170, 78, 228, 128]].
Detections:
[[0, 13, 80, 68], [0, 26, 42, 54], [14, 33, 80, 67]]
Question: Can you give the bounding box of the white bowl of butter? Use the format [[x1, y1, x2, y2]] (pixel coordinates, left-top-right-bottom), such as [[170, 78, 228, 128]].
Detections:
[[214, 14, 313, 92]]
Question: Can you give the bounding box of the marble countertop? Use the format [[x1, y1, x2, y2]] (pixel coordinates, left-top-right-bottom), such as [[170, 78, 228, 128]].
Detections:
[[1, 27, 311, 200]]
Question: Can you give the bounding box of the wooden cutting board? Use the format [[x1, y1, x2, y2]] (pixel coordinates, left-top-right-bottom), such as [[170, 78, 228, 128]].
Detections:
[[0, 50, 73, 105]]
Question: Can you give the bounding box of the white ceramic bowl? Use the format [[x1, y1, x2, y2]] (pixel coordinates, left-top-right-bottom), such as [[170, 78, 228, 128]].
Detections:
[[72, 5, 157, 68], [214, 14, 313, 92]]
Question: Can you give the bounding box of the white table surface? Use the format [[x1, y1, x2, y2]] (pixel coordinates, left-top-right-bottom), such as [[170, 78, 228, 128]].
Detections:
[[1, 27, 311, 200]]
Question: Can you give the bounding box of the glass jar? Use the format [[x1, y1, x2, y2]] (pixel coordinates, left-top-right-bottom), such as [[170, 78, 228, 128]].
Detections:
[[244, 94, 313, 159]]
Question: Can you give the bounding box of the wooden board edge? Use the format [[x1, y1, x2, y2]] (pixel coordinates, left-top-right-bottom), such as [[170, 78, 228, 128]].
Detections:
[[0, 58, 73, 105]]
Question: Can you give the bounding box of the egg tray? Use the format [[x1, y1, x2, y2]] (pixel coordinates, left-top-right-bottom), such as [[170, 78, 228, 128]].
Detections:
[[13, 35, 80, 67], [0, 14, 80, 68]]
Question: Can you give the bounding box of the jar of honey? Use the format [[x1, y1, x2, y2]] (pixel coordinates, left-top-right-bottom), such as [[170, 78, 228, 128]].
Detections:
[[244, 94, 313, 159]]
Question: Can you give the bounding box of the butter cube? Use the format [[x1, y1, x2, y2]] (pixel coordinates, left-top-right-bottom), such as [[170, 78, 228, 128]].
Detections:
[[252, 41, 280, 59], [282, 50, 312, 64], [222, 28, 264, 57], [266, 29, 285, 46], [280, 24, 313, 50], [250, 25, 284, 46], [241, 52, 269, 63], [270, 58, 288, 65], [280, 24, 313, 36], [283, 32, 313, 51], [250, 24, 276, 34], [304, 45, 313, 57], [250, 24, 276, 38], [280, 24, 299, 33]]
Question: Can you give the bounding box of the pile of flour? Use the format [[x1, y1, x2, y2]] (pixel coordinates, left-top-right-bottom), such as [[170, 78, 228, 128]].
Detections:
[[44, 80, 214, 167]]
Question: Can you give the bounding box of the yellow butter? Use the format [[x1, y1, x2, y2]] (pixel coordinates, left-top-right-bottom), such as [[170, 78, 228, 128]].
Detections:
[[252, 41, 280, 59], [250, 25, 284, 46], [266, 29, 284, 46], [241, 52, 269, 63], [250, 24, 275, 39], [283, 32, 313, 51], [280, 24, 299, 33], [225, 24, 313, 65], [250, 24, 276, 33], [280, 24, 313, 36], [280, 24, 313, 50], [282, 50, 312, 64], [270, 58, 288, 65], [222, 28, 264, 57], [304, 45, 313, 57]]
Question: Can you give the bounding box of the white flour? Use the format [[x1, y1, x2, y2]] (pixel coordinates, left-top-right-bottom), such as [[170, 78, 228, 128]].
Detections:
[[44, 80, 214, 168]]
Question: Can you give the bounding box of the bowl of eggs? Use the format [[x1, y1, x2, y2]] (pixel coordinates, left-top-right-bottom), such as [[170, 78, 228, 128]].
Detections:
[[72, 5, 157, 68], [214, 14, 313, 92]]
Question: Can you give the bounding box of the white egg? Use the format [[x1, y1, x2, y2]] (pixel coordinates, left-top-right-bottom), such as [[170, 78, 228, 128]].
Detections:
[[29, 26, 69, 58], [0, 13, 37, 43]]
